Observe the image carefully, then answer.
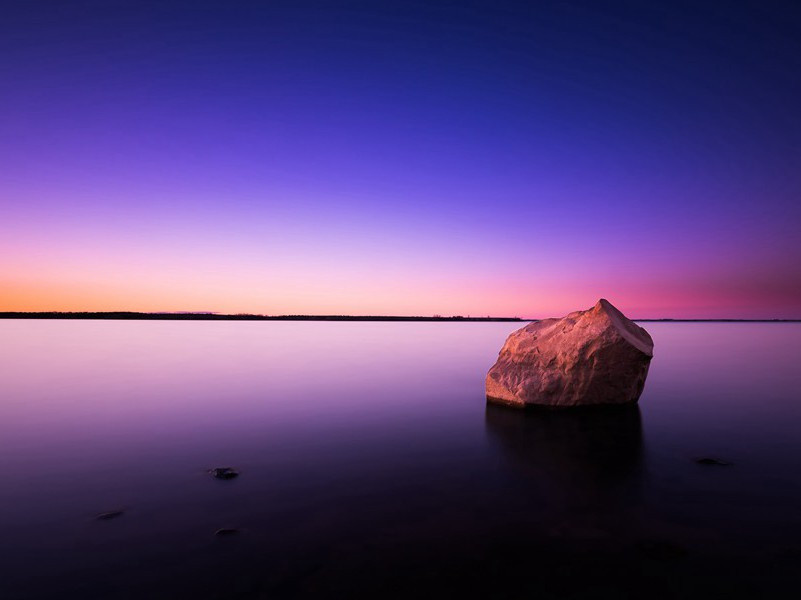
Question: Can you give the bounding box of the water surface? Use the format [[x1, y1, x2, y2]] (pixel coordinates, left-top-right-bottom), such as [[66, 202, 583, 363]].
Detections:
[[1, 321, 800, 598]]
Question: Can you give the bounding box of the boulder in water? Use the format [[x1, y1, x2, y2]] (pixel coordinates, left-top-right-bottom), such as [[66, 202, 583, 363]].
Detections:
[[486, 299, 653, 408]]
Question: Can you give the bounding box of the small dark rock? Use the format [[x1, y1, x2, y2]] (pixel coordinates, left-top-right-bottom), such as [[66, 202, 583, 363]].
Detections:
[[636, 540, 687, 561], [695, 457, 731, 466], [95, 510, 124, 521], [209, 467, 239, 480], [215, 528, 240, 536]]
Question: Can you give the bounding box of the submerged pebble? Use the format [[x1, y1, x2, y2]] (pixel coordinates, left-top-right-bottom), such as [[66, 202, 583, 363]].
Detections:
[[215, 528, 240, 536], [209, 467, 239, 480], [695, 457, 731, 466], [95, 510, 124, 521]]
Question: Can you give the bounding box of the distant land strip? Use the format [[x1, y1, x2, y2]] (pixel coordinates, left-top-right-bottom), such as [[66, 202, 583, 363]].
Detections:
[[0, 312, 522, 322], [1, 312, 799, 322]]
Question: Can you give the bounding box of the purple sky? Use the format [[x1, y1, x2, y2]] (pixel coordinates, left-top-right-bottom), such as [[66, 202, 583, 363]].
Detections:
[[2, 1, 800, 317]]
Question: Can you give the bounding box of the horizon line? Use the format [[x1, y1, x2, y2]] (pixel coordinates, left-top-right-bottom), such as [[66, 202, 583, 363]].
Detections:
[[1, 311, 800, 323]]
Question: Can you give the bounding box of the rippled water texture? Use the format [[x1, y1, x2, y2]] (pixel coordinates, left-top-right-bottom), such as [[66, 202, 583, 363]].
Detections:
[[1, 321, 800, 598]]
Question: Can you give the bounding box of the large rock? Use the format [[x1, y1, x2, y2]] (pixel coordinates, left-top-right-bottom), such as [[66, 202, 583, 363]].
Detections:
[[486, 299, 653, 408]]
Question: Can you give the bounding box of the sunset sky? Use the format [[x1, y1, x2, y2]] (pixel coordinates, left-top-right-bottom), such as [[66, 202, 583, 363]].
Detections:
[[2, 0, 800, 318]]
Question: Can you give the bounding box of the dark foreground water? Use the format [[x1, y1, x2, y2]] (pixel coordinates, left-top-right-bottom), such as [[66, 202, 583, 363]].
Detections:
[[1, 321, 800, 599]]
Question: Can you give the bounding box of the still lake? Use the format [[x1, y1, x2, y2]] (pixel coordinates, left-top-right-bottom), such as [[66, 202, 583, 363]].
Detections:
[[1, 320, 800, 599]]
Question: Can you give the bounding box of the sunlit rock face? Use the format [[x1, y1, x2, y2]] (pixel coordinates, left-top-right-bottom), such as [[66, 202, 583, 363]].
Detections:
[[486, 299, 653, 409]]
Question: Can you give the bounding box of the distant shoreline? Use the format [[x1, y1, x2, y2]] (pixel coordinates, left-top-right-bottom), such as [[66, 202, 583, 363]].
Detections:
[[1, 312, 799, 323], [0, 312, 522, 322]]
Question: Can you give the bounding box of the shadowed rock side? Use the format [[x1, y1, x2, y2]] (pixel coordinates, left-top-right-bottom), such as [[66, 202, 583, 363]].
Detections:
[[486, 299, 653, 408]]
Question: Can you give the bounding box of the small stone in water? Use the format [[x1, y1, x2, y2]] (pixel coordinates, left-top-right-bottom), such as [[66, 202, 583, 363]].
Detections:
[[209, 467, 239, 480], [695, 457, 731, 466], [96, 510, 124, 520], [215, 528, 240, 536]]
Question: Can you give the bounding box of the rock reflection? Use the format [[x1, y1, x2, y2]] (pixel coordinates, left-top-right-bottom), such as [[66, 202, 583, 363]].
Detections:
[[485, 404, 645, 521]]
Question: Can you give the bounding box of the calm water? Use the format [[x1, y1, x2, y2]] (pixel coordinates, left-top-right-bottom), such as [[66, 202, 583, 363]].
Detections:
[[1, 321, 800, 599]]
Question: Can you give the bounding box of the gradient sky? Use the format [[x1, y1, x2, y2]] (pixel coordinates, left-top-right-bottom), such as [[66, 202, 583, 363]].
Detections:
[[2, 0, 800, 318]]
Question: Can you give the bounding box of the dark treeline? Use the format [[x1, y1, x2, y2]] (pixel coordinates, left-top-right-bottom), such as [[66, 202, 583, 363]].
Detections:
[[0, 312, 524, 322], [1, 312, 798, 322], [634, 318, 801, 322]]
